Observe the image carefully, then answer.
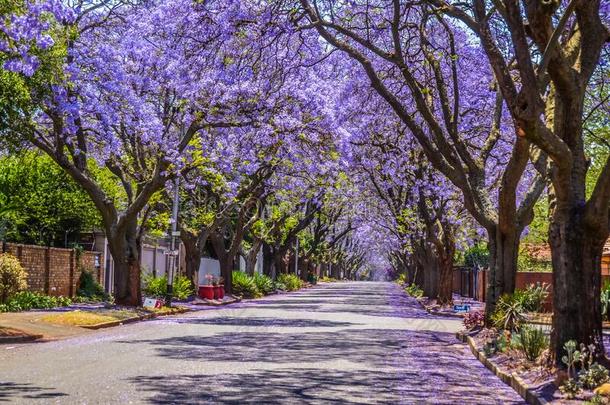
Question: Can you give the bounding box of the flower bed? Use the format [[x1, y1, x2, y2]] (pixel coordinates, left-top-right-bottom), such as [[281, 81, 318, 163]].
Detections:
[[458, 281, 610, 403]]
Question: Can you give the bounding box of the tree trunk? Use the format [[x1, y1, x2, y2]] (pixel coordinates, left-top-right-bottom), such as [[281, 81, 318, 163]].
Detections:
[[406, 260, 417, 285], [108, 228, 141, 306], [414, 261, 424, 287], [245, 253, 257, 276], [245, 239, 262, 276], [550, 202, 606, 364], [209, 232, 236, 295], [421, 250, 439, 299], [437, 251, 454, 306], [262, 243, 274, 278], [218, 255, 233, 295], [299, 258, 309, 281], [274, 250, 287, 275], [484, 226, 519, 321], [181, 234, 201, 288], [332, 263, 340, 279]]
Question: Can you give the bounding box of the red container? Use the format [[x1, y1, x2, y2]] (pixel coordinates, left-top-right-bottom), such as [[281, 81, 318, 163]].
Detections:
[[198, 285, 214, 300], [213, 286, 221, 300], [218, 285, 225, 299]]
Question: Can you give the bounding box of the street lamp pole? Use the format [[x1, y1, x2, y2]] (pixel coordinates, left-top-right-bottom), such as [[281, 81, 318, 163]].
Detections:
[[165, 123, 184, 308]]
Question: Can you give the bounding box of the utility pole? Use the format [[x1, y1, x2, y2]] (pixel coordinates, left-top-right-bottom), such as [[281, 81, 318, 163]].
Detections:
[[165, 124, 183, 307]]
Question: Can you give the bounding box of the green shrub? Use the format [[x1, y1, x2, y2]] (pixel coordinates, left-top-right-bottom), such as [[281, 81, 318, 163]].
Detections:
[[520, 283, 550, 312], [396, 273, 408, 285], [76, 269, 108, 301], [492, 293, 526, 331], [405, 283, 424, 298], [514, 325, 548, 361], [274, 280, 287, 291], [143, 274, 168, 298], [172, 275, 195, 300], [252, 273, 274, 295], [463, 244, 489, 268], [233, 271, 261, 298], [579, 363, 609, 390], [491, 284, 549, 327], [517, 248, 553, 272], [586, 394, 607, 405], [483, 332, 510, 357], [142, 274, 194, 300], [0, 253, 27, 303], [277, 274, 302, 291], [559, 378, 582, 399], [0, 291, 72, 312], [562, 340, 584, 379]]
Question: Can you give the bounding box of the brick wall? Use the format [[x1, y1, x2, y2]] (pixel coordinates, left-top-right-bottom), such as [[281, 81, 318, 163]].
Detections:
[[2, 243, 103, 297]]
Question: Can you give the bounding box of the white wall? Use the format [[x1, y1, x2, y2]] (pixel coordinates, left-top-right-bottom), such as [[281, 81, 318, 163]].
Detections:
[[140, 245, 169, 277]]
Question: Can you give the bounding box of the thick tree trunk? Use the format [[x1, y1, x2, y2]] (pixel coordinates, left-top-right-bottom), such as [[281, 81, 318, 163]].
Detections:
[[437, 252, 454, 306], [218, 255, 233, 295], [181, 234, 201, 288], [550, 203, 606, 364], [545, 85, 608, 365], [421, 251, 439, 299], [424, 263, 439, 298], [245, 240, 262, 276], [274, 250, 287, 275], [299, 258, 309, 281], [406, 260, 417, 285], [434, 224, 456, 305], [245, 254, 257, 276], [332, 263, 341, 279], [210, 232, 236, 295], [262, 243, 274, 277], [484, 227, 519, 321], [108, 228, 141, 306]]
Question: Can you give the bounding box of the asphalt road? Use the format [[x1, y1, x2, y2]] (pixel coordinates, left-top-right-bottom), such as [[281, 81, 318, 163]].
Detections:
[[0, 282, 524, 404]]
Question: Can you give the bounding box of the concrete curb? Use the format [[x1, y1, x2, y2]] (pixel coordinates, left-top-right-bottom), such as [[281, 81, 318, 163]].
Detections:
[[192, 297, 242, 307], [412, 296, 464, 319], [0, 333, 44, 344], [456, 331, 549, 405], [81, 307, 190, 330]]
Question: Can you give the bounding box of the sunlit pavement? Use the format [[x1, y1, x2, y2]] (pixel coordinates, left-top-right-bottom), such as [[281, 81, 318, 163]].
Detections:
[[0, 282, 524, 404]]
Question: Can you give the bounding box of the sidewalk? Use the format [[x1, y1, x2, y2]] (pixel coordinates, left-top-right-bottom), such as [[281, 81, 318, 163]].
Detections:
[[0, 325, 43, 344], [0, 305, 188, 342]]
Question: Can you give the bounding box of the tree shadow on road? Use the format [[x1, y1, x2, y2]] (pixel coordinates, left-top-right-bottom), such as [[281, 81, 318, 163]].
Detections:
[[171, 317, 357, 328], [122, 327, 524, 404], [129, 358, 523, 405], [0, 382, 67, 402], [122, 283, 523, 404]]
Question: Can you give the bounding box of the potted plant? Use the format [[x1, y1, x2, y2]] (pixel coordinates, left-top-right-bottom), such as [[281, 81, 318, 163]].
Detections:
[[198, 274, 215, 300]]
